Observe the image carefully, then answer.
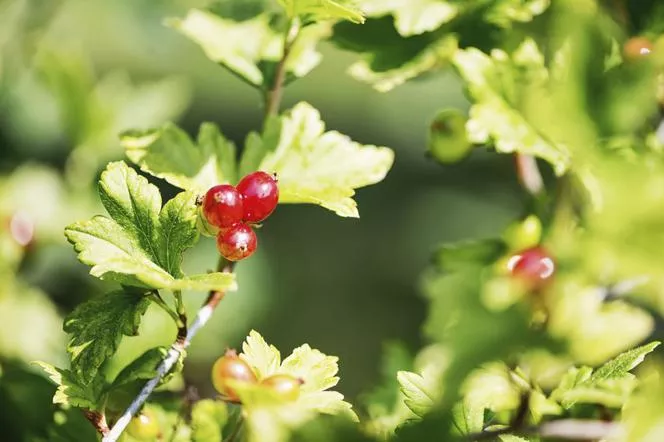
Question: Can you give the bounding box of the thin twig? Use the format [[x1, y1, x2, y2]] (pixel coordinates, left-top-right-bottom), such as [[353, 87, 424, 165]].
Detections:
[[102, 261, 236, 442], [83, 410, 110, 436], [263, 18, 300, 121], [468, 419, 624, 441]]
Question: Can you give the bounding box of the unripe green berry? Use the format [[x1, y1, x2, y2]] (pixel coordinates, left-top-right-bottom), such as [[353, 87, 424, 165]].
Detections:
[[502, 215, 542, 252], [427, 110, 473, 164]]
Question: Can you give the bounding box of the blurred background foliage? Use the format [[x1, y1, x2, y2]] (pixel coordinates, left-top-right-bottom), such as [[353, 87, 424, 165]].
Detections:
[[6, 0, 664, 440], [0, 0, 521, 431]]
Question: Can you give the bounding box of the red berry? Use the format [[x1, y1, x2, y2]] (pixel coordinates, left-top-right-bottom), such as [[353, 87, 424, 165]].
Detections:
[[211, 349, 257, 401], [216, 223, 257, 261], [261, 374, 303, 401], [236, 171, 279, 223], [507, 247, 555, 287], [202, 184, 244, 229]]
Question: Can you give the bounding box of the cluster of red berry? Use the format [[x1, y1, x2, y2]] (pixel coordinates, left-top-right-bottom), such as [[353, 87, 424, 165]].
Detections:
[[201, 171, 279, 261]]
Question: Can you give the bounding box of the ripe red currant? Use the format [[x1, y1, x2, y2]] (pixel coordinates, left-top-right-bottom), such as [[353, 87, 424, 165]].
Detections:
[[623, 36, 653, 61], [507, 247, 555, 287], [216, 223, 257, 261], [126, 409, 160, 440], [261, 374, 303, 401], [202, 184, 244, 229], [211, 349, 257, 401], [236, 171, 279, 223]]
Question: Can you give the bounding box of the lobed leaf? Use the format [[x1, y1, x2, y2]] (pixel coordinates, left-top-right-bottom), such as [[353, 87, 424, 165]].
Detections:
[[278, 0, 365, 24], [122, 122, 237, 194], [110, 347, 168, 390], [453, 42, 570, 175], [359, 0, 457, 36], [33, 362, 104, 410], [254, 102, 394, 217], [167, 8, 328, 88], [590, 341, 660, 383], [241, 329, 282, 379], [65, 162, 236, 292], [280, 344, 340, 393], [63, 289, 151, 384], [397, 370, 437, 418]]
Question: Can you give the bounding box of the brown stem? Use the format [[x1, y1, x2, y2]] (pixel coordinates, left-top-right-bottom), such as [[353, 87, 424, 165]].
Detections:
[[263, 19, 300, 121], [83, 409, 109, 436]]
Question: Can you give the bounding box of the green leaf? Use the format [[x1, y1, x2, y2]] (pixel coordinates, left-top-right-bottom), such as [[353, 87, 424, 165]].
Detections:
[[280, 344, 340, 392], [549, 343, 660, 410], [397, 370, 438, 418], [122, 122, 237, 193], [333, 17, 457, 92], [241, 329, 282, 379], [547, 282, 654, 365], [167, 9, 329, 87], [278, 0, 365, 24], [359, 0, 457, 36], [484, 0, 550, 28], [191, 399, 228, 442], [110, 347, 167, 390], [348, 34, 457, 92], [453, 40, 570, 175], [65, 162, 236, 292], [237, 330, 356, 422], [460, 363, 521, 430], [33, 362, 104, 410], [255, 102, 394, 217], [590, 341, 660, 382], [63, 290, 151, 384], [423, 239, 558, 409]]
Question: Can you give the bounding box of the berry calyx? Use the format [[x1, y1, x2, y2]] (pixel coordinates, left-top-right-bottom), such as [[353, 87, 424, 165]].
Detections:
[[211, 349, 257, 401], [216, 223, 257, 261], [507, 247, 555, 287], [261, 374, 303, 401], [623, 36, 653, 61], [126, 409, 160, 440], [236, 171, 279, 223], [202, 184, 244, 229]]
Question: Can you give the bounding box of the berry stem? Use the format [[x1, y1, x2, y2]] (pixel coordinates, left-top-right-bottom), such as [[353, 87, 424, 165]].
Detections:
[[101, 258, 235, 442], [263, 17, 300, 123]]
